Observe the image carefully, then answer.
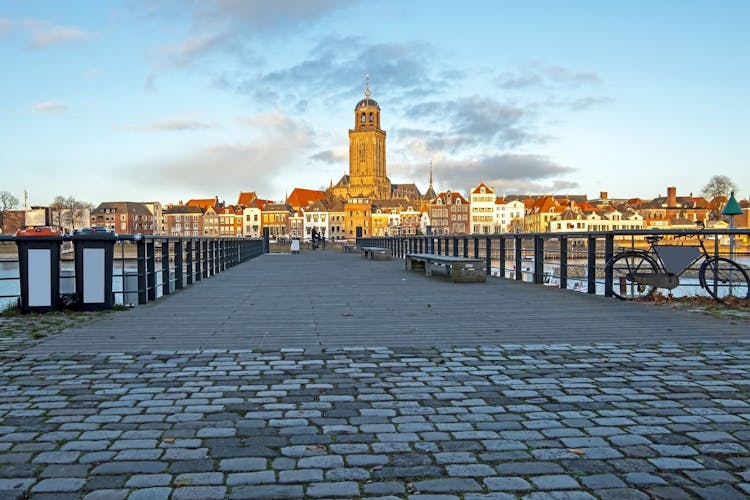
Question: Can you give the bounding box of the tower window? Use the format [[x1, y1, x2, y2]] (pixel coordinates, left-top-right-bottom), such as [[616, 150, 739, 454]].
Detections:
[[369, 112, 373, 123], [361, 113, 365, 123]]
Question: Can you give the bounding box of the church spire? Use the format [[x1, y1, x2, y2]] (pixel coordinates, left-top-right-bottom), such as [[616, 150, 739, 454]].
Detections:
[[364, 74, 371, 99], [429, 160, 433, 189]]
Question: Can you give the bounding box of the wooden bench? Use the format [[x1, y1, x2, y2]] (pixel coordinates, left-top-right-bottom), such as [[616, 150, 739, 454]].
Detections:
[[405, 253, 486, 283], [342, 243, 358, 253], [360, 246, 391, 261]]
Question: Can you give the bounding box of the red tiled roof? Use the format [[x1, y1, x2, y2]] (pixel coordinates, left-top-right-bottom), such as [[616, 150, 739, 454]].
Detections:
[[471, 182, 493, 194], [186, 198, 219, 211], [237, 192, 257, 206], [286, 188, 325, 209]]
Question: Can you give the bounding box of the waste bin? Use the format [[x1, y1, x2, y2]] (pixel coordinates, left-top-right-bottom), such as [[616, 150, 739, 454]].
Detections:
[[72, 227, 117, 310], [15, 227, 63, 313], [290, 238, 300, 254]]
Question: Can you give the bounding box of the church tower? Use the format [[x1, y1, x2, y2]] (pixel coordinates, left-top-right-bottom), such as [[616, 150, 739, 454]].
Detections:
[[348, 78, 390, 199]]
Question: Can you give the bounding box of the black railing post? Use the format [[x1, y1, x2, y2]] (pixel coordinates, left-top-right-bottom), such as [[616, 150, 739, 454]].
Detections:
[[604, 233, 614, 297], [514, 236, 522, 281], [534, 236, 544, 284], [186, 240, 193, 285], [436, 238, 441, 255], [452, 237, 458, 257], [195, 240, 202, 282], [463, 237, 468, 258], [485, 237, 492, 276], [473, 237, 479, 259], [137, 237, 147, 305], [499, 237, 506, 278], [175, 239, 183, 290], [559, 236, 568, 290], [587, 235, 597, 294], [161, 240, 169, 297], [202, 240, 208, 279], [146, 238, 156, 302], [214, 239, 220, 275]]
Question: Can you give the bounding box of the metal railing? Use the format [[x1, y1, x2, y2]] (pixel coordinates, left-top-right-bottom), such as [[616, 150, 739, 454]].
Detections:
[[358, 229, 750, 298], [0, 235, 264, 309]]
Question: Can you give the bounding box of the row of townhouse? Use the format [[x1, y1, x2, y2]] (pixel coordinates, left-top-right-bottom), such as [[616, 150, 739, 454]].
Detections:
[[87, 185, 748, 239]]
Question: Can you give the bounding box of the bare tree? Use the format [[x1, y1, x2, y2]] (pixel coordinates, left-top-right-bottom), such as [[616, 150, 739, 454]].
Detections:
[[50, 195, 93, 233], [0, 191, 19, 213], [702, 175, 738, 200]]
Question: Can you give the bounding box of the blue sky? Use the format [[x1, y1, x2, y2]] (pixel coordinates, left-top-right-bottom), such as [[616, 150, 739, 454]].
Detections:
[[1, 0, 748, 206]]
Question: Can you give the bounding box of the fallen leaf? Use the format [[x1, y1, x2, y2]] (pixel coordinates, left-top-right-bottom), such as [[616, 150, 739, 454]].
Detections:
[[567, 448, 586, 456], [369, 464, 383, 471], [162, 438, 175, 443], [406, 482, 419, 494], [306, 444, 327, 451]]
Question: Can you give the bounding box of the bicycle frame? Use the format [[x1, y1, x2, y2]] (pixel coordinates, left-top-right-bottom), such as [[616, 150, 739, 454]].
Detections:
[[646, 230, 710, 277]]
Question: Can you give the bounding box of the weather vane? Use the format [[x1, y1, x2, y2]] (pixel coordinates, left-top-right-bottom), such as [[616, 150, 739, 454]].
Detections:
[[364, 74, 371, 98]]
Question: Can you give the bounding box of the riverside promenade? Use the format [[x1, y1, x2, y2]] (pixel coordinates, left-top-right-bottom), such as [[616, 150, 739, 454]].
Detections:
[[1, 250, 749, 499]]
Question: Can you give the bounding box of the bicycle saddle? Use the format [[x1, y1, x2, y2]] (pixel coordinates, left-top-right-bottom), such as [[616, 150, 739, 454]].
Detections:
[[645, 235, 663, 244]]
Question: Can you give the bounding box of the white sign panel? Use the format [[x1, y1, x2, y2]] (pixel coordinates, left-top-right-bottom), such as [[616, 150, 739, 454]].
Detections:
[[83, 248, 105, 303], [28, 249, 52, 307]]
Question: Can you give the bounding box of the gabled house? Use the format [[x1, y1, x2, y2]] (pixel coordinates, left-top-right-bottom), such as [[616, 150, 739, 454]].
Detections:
[[429, 191, 469, 235], [242, 198, 267, 238], [469, 183, 496, 234], [90, 201, 154, 234], [262, 203, 295, 240], [524, 196, 563, 232], [494, 198, 525, 233], [202, 205, 220, 237], [302, 200, 330, 241], [162, 205, 203, 237], [218, 205, 243, 237]]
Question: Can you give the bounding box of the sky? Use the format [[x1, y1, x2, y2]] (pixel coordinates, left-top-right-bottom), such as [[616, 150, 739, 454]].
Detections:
[[1, 0, 748, 207]]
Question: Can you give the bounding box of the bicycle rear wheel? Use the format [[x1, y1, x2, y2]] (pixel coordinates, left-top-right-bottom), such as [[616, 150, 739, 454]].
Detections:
[[699, 257, 750, 301], [606, 251, 658, 300]]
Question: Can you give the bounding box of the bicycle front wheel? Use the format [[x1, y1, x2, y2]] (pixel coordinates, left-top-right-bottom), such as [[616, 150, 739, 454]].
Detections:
[[606, 251, 658, 300], [699, 257, 750, 301]]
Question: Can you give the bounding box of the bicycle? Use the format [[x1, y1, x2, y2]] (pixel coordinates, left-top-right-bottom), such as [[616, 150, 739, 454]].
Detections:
[[605, 223, 750, 302]]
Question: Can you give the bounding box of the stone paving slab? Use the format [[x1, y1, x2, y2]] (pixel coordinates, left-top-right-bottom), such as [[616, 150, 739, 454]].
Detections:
[[1, 342, 749, 498]]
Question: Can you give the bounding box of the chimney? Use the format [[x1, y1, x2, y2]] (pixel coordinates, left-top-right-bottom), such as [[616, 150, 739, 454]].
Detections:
[[600, 191, 608, 200], [667, 187, 677, 207]]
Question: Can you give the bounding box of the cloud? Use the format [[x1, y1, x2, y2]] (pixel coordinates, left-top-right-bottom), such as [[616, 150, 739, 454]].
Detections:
[[145, 119, 216, 131], [222, 37, 447, 109], [131, 111, 313, 195], [32, 101, 67, 112], [310, 148, 347, 164], [181, 0, 356, 33], [429, 154, 576, 194], [497, 63, 601, 90], [400, 96, 538, 152], [566, 96, 614, 111], [21, 19, 96, 48], [153, 34, 229, 68], [143, 1, 357, 68]]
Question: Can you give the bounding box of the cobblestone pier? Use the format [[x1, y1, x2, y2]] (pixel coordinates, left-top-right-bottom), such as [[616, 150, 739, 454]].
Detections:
[[1, 343, 750, 499]]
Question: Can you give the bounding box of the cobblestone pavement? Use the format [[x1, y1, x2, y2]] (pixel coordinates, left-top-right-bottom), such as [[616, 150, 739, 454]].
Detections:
[[1, 343, 749, 499]]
